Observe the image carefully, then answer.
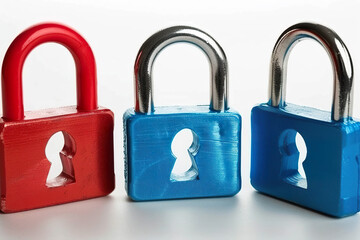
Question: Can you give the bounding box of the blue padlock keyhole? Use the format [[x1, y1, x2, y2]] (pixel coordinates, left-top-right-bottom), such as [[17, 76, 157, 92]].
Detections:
[[279, 129, 307, 189], [170, 128, 200, 182]]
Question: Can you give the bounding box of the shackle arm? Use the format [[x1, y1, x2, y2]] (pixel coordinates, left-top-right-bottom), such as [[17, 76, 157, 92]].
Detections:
[[268, 22, 354, 121], [134, 26, 228, 113], [1, 23, 98, 121]]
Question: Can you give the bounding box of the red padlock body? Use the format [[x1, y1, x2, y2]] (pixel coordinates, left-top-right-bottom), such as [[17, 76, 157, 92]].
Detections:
[[0, 106, 115, 213]]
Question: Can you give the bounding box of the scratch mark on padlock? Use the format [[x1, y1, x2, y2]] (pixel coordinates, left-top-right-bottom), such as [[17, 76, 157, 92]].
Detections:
[[133, 159, 169, 186]]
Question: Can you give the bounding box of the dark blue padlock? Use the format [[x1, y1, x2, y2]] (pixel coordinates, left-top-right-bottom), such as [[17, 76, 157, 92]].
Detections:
[[251, 23, 360, 217], [124, 26, 241, 201]]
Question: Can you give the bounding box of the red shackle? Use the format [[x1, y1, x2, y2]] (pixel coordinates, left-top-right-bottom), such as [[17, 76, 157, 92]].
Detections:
[[1, 23, 98, 121]]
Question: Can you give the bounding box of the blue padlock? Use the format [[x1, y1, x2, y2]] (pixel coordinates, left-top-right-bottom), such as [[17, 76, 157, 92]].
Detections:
[[124, 26, 241, 201], [251, 23, 360, 217]]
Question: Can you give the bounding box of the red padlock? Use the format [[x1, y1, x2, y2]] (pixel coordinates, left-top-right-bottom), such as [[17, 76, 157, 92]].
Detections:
[[0, 23, 115, 213]]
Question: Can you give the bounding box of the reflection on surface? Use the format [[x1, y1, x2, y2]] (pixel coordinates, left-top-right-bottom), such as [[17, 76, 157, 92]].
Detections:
[[0, 190, 359, 240], [0, 195, 116, 239], [247, 192, 360, 239], [0, 191, 240, 239], [122, 195, 240, 238]]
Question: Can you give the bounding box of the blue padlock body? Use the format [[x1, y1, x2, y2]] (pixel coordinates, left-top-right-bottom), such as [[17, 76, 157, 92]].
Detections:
[[251, 103, 360, 217], [124, 105, 241, 201]]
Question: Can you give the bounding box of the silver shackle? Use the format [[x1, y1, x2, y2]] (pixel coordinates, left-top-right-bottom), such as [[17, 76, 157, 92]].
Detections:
[[268, 22, 354, 121], [134, 26, 228, 113]]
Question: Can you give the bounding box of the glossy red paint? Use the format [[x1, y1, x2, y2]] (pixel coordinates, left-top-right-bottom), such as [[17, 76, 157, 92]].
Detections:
[[0, 23, 115, 213], [2, 22, 98, 121]]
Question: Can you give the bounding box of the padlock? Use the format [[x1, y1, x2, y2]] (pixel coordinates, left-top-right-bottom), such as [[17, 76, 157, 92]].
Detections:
[[124, 26, 241, 201], [251, 22, 359, 217], [0, 23, 115, 213]]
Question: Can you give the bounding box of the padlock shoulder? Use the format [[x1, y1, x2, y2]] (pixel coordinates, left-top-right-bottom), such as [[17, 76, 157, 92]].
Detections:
[[252, 103, 331, 122], [124, 105, 240, 121], [252, 103, 360, 127], [252, 103, 360, 143], [124, 106, 241, 140], [0, 106, 114, 123]]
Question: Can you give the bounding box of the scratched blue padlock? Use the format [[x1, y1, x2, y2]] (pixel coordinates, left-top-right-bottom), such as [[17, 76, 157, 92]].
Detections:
[[251, 22, 360, 217], [124, 26, 241, 201]]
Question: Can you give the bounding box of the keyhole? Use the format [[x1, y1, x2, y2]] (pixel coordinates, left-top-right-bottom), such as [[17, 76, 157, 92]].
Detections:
[[45, 131, 76, 188], [170, 129, 200, 182], [295, 132, 307, 180], [279, 130, 308, 189]]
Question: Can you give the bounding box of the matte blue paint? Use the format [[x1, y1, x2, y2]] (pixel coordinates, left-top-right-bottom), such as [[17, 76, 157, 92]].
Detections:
[[124, 105, 241, 201], [251, 103, 360, 217]]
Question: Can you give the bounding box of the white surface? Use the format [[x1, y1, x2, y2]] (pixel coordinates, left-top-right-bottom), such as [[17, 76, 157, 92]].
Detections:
[[1, 0, 360, 239]]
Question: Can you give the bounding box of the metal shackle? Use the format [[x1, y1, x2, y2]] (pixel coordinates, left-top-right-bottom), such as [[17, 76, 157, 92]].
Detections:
[[134, 26, 228, 113], [1, 23, 98, 121], [268, 22, 354, 121]]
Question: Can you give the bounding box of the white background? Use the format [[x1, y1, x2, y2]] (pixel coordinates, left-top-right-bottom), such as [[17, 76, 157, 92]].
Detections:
[[1, 0, 360, 239]]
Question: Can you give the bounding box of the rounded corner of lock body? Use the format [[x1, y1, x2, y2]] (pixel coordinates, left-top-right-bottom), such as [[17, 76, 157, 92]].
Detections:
[[102, 107, 115, 119], [0, 106, 115, 212], [123, 105, 241, 201], [250, 103, 360, 217], [0, 203, 12, 214]]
